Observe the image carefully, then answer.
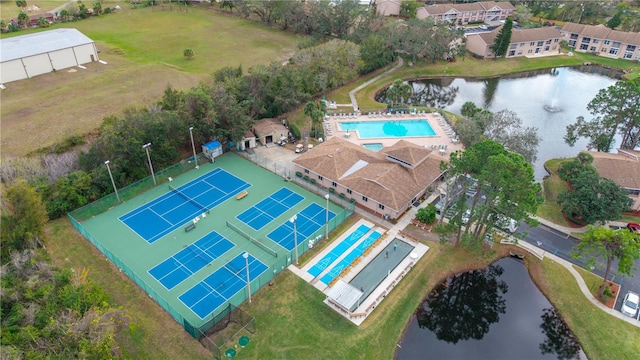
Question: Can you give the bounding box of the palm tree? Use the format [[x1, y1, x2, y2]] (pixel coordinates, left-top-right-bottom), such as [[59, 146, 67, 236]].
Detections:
[[303, 100, 326, 148], [386, 79, 412, 107], [17, 11, 29, 28], [59, 9, 69, 22]]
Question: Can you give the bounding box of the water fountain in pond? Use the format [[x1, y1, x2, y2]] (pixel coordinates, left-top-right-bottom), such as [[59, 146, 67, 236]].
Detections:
[[543, 101, 563, 113], [544, 72, 563, 113]]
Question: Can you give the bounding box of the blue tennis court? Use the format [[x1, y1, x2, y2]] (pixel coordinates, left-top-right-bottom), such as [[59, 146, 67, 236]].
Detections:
[[320, 230, 382, 285], [266, 203, 336, 251], [236, 188, 304, 230], [148, 231, 235, 290], [307, 224, 371, 278], [119, 168, 250, 243], [179, 253, 268, 319]]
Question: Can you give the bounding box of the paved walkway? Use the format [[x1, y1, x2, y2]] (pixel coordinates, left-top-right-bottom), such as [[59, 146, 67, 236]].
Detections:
[[348, 57, 404, 111]]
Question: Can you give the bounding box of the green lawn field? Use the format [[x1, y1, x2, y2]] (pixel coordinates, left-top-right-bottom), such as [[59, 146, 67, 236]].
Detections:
[[1, 6, 299, 157]]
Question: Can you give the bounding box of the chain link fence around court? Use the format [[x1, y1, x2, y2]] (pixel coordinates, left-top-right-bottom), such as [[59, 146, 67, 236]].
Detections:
[[68, 151, 355, 339], [71, 155, 208, 221]]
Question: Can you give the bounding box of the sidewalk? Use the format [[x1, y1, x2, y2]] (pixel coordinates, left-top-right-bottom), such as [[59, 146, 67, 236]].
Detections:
[[513, 240, 640, 327], [533, 215, 588, 234], [348, 57, 404, 111]]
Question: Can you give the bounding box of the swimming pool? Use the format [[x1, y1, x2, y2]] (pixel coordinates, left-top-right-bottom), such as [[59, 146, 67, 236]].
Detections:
[[339, 120, 436, 139], [362, 143, 383, 151]]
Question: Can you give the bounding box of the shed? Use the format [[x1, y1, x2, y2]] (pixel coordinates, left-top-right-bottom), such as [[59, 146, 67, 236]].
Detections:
[[253, 118, 289, 146], [0, 28, 100, 84], [202, 140, 222, 162], [237, 129, 257, 151]]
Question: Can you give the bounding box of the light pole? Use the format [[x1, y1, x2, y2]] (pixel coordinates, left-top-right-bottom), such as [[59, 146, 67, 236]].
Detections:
[[189, 126, 198, 169], [289, 215, 298, 265], [142, 143, 156, 186], [325, 193, 330, 240], [105, 160, 120, 203], [243, 252, 251, 303]]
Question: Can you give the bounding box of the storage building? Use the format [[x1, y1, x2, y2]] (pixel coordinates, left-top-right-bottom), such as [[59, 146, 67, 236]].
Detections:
[[0, 28, 99, 84]]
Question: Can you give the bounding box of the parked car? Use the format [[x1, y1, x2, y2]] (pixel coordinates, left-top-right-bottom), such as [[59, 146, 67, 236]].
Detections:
[[621, 291, 639, 318], [461, 209, 471, 224], [627, 223, 640, 234], [496, 215, 518, 234]]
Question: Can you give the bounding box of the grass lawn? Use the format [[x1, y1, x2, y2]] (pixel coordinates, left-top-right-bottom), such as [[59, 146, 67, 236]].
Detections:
[[45, 213, 640, 359], [0, 0, 71, 20], [1, 6, 299, 158], [528, 257, 640, 359], [536, 158, 574, 227]]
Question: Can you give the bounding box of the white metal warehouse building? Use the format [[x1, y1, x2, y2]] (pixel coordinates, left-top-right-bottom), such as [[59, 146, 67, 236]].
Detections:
[[0, 28, 99, 84]]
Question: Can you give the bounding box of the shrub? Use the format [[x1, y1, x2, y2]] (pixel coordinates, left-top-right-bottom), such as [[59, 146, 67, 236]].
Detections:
[[183, 48, 195, 59], [416, 204, 437, 224]]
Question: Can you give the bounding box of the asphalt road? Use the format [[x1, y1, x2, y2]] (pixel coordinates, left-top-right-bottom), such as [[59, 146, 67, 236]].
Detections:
[[517, 222, 640, 318]]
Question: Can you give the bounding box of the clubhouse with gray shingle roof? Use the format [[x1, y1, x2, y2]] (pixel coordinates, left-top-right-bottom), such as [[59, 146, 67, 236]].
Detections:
[[0, 28, 99, 84]]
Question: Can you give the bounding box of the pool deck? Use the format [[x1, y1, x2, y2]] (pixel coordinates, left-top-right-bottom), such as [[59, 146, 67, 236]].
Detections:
[[288, 218, 429, 326], [322, 111, 464, 158]]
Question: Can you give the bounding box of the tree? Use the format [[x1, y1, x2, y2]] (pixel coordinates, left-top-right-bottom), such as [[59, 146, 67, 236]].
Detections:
[[565, 78, 640, 152], [557, 152, 594, 183], [92, 2, 103, 15], [443, 140, 541, 247], [416, 204, 437, 224], [358, 34, 395, 75], [400, 0, 419, 18], [7, 21, 20, 32], [247, 0, 277, 25], [455, 105, 540, 163], [572, 226, 640, 298], [606, 11, 622, 29], [483, 109, 540, 163], [59, 9, 69, 22], [385, 79, 411, 107], [183, 48, 195, 59], [558, 170, 632, 225], [36, 16, 49, 28], [491, 18, 513, 58], [220, 0, 235, 13], [1, 180, 49, 260], [461, 101, 480, 117], [17, 11, 29, 27], [16, 0, 27, 8], [514, 4, 533, 23], [303, 100, 326, 143]]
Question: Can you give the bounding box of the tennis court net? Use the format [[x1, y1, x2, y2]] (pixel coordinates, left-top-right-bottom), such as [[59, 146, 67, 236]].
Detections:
[[226, 221, 278, 258], [168, 184, 209, 214]]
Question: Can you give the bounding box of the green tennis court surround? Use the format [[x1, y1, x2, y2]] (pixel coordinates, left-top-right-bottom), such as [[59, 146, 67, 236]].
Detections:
[[69, 152, 352, 337]]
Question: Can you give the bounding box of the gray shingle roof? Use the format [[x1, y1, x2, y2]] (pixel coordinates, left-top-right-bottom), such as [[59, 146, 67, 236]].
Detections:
[[0, 28, 94, 63]]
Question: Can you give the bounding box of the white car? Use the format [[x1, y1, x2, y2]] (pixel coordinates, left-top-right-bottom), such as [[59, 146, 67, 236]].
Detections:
[[461, 209, 470, 224], [496, 214, 518, 234], [621, 291, 639, 318]]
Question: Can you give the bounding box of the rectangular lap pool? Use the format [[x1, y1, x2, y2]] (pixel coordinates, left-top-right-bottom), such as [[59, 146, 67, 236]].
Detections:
[[339, 120, 436, 139]]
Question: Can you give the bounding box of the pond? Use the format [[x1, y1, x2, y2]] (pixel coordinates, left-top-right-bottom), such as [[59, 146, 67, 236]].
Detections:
[[376, 66, 620, 180], [395, 257, 586, 360]]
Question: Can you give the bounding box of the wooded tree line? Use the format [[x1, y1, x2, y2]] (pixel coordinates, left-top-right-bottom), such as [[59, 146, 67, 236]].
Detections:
[[1, 180, 132, 359]]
